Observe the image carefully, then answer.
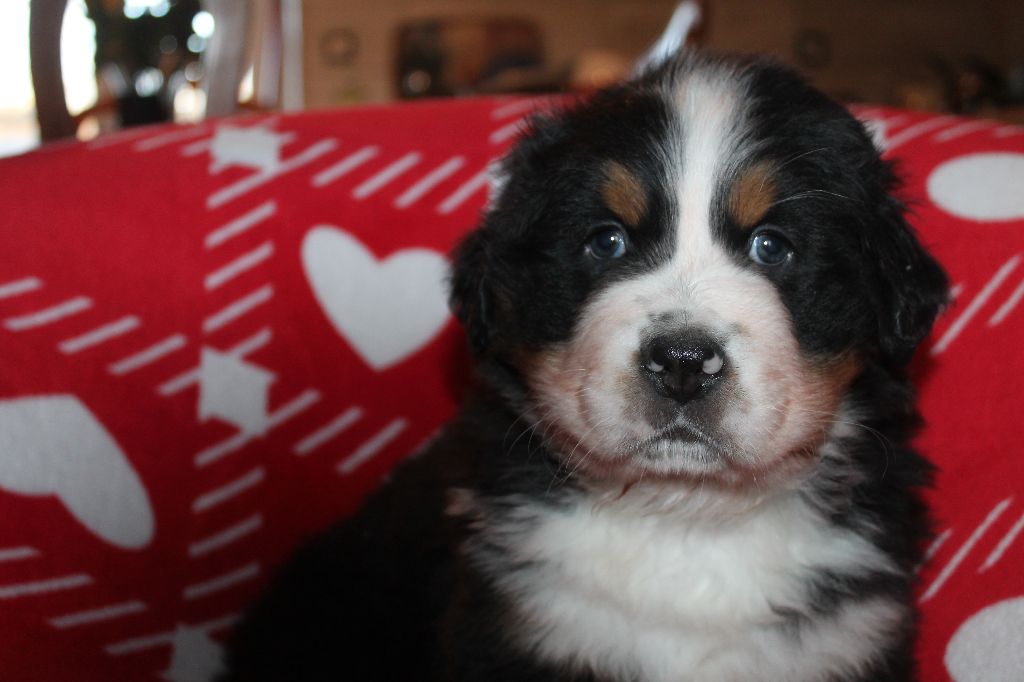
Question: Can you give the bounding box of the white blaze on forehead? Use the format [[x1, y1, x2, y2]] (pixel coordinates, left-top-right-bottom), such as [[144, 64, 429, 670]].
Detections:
[[669, 70, 747, 271]]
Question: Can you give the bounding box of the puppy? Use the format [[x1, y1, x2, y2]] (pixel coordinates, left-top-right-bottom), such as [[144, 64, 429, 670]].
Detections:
[[222, 51, 948, 682]]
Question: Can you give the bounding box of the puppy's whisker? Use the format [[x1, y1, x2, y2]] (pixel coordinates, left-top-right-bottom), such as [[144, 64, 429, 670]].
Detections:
[[770, 188, 853, 208], [552, 417, 615, 490], [773, 146, 830, 174], [502, 412, 530, 450], [560, 443, 598, 487], [764, 404, 895, 478], [506, 415, 547, 456]]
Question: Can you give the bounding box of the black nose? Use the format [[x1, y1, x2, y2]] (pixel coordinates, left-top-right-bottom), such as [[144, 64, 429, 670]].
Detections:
[[641, 333, 726, 404]]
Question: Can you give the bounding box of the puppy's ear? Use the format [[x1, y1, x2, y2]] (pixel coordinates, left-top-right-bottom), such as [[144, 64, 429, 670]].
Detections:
[[868, 198, 949, 365], [449, 228, 494, 354], [449, 113, 566, 354]]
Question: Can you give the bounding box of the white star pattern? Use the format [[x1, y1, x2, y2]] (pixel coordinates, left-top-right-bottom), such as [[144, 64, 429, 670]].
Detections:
[[198, 347, 275, 436], [161, 625, 225, 682], [208, 125, 290, 173]]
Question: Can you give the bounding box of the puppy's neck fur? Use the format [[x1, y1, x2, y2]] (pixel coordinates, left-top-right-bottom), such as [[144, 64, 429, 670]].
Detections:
[[458, 414, 908, 682]]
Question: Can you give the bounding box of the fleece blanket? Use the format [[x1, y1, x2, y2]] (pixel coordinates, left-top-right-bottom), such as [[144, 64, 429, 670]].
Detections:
[[0, 96, 1022, 681]]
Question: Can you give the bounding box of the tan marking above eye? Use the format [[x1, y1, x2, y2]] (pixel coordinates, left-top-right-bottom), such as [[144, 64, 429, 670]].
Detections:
[[601, 161, 648, 227], [729, 162, 778, 230]]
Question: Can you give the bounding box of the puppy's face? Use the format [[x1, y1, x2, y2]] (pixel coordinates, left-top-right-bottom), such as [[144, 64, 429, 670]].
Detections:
[[452, 54, 947, 486]]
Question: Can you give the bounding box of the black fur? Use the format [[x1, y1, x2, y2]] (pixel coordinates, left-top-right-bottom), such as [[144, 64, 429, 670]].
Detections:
[[221, 52, 947, 682]]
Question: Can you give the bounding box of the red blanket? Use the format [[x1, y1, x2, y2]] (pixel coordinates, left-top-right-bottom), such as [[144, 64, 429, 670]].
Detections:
[[1, 98, 1022, 681]]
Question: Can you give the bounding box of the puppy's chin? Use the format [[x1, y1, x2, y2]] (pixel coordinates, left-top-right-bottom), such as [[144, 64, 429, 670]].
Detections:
[[555, 426, 818, 491], [631, 423, 734, 475]]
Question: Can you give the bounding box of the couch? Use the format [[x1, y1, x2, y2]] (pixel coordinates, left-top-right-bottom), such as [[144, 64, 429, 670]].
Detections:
[[1, 96, 1022, 681]]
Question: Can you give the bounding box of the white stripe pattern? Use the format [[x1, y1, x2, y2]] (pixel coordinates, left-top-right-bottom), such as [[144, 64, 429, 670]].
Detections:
[[931, 254, 1021, 355], [293, 406, 364, 456], [922, 529, 952, 565], [194, 433, 253, 469], [988, 277, 1024, 327], [877, 114, 907, 128], [338, 418, 408, 474], [885, 116, 958, 150], [0, 546, 39, 563], [193, 466, 265, 512], [489, 119, 526, 145], [205, 241, 275, 290], [106, 631, 175, 655], [490, 98, 536, 120], [58, 315, 141, 354], [0, 573, 93, 600], [86, 127, 152, 150], [207, 139, 338, 209], [394, 156, 466, 209], [264, 387, 319, 425], [352, 152, 422, 199], [266, 388, 320, 428], [181, 137, 213, 156], [0, 276, 42, 300], [437, 168, 490, 215], [134, 125, 209, 152], [979, 508, 1024, 573], [4, 296, 93, 331], [104, 613, 238, 655], [49, 600, 147, 629], [183, 562, 261, 600], [195, 389, 321, 466], [205, 200, 277, 249], [994, 125, 1024, 138], [203, 284, 274, 334], [915, 528, 952, 573], [107, 334, 187, 375], [225, 326, 274, 357], [934, 119, 996, 142], [311, 145, 379, 187], [189, 514, 263, 557], [920, 497, 1013, 603]]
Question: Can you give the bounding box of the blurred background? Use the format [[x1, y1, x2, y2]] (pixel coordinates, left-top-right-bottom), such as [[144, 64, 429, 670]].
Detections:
[[3, 0, 1023, 158]]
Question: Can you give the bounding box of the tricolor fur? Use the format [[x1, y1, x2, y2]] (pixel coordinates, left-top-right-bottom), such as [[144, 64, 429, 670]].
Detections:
[[223, 52, 948, 682]]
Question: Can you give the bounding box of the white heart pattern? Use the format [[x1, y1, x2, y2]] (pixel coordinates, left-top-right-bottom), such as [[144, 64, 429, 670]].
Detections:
[[0, 394, 154, 549], [945, 596, 1024, 681], [301, 225, 451, 371]]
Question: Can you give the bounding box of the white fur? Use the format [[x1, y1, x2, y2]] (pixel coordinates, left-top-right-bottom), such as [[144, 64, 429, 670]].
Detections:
[[482, 485, 903, 682]]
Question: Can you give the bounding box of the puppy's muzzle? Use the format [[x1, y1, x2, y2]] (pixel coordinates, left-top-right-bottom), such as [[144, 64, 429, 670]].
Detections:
[[641, 331, 726, 405]]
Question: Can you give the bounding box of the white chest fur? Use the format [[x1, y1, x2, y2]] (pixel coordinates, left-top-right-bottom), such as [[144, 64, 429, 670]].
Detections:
[[485, 489, 905, 682]]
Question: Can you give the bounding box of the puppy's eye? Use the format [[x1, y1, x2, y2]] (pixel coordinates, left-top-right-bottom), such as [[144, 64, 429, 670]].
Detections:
[[586, 226, 628, 259], [748, 228, 793, 266]]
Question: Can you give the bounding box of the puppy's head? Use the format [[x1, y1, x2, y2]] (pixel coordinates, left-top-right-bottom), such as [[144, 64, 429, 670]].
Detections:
[[451, 53, 947, 486]]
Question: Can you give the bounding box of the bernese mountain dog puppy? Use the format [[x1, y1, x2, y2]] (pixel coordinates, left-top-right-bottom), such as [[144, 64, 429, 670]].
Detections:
[[222, 51, 949, 682]]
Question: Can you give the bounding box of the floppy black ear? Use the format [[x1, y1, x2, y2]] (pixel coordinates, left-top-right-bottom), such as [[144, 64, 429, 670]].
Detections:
[[869, 198, 950, 365], [448, 113, 568, 355], [449, 228, 494, 355]]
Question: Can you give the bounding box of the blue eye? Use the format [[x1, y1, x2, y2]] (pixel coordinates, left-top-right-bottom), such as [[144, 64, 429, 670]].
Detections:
[[586, 226, 628, 259], [748, 228, 793, 266]]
